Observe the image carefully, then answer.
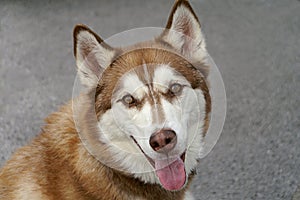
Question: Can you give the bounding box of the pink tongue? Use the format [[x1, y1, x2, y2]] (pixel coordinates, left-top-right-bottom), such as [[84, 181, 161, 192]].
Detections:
[[155, 156, 186, 191]]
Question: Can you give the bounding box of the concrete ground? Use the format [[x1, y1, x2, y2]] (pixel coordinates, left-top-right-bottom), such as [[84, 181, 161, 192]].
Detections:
[[0, 0, 299, 199]]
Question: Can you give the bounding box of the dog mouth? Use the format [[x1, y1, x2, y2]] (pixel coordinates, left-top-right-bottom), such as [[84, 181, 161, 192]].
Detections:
[[130, 136, 186, 191]]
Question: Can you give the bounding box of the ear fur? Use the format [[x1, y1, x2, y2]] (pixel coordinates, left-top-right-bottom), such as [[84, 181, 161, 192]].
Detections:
[[73, 24, 115, 88], [161, 0, 207, 61]]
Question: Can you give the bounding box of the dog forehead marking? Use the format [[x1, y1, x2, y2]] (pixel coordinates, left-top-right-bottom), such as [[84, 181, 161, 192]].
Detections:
[[121, 72, 145, 99], [142, 61, 152, 84], [118, 63, 191, 101], [153, 64, 191, 88], [143, 63, 161, 124]]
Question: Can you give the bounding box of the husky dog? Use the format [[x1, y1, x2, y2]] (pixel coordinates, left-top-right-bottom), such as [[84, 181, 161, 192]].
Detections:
[[0, 0, 211, 199]]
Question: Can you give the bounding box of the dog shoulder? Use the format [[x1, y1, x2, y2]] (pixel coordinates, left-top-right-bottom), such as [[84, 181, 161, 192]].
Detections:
[[0, 102, 81, 199]]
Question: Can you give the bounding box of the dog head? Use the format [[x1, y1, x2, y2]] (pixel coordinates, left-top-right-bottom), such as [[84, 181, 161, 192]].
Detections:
[[73, 0, 211, 191]]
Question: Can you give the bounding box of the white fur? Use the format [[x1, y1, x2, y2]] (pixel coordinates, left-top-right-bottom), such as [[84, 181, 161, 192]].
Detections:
[[153, 64, 192, 88], [98, 65, 207, 185], [153, 65, 206, 174], [113, 72, 146, 100]]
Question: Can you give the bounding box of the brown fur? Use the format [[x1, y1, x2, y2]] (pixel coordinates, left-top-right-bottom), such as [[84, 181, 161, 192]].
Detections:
[[0, 101, 194, 200], [0, 0, 211, 199], [0, 49, 210, 200]]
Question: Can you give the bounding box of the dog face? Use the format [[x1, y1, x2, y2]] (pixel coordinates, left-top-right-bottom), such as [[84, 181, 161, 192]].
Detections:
[[73, 0, 211, 191]]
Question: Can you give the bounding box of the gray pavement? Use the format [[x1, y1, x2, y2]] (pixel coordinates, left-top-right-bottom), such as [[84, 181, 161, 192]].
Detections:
[[0, 0, 299, 199]]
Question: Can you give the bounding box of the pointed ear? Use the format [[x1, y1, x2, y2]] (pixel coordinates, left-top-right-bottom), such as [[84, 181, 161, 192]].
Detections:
[[161, 0, 206, 59], [73, 24, 116, 88]]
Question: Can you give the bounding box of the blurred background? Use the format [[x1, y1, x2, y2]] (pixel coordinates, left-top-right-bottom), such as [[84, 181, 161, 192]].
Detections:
[[0, 0, 299, 199]]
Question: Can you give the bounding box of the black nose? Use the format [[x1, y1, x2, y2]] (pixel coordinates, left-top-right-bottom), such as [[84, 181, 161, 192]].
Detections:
[[149, 129, 177, 153]]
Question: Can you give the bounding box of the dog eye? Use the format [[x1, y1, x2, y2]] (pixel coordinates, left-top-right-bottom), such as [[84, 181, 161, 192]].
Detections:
[[122, 94, 136, 106], [169, 83, 183, 95]]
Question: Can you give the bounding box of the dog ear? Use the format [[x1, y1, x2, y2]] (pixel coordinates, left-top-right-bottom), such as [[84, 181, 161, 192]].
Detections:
[[73, 25, 115, 88], [161, 0, 206, 60]]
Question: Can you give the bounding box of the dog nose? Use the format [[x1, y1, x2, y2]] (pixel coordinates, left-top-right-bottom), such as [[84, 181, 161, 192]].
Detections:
[[149, 129, 177, 153]]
